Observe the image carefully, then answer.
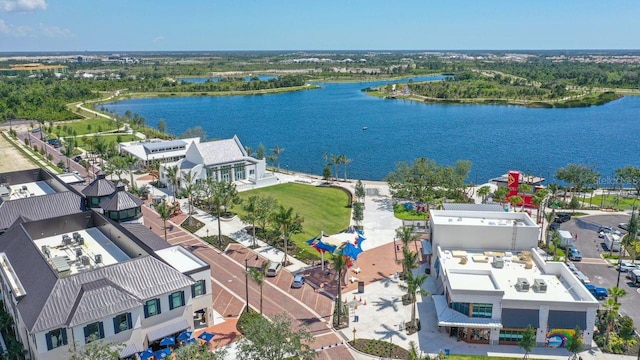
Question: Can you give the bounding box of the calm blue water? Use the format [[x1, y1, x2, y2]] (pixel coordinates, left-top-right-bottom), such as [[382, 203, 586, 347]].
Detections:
[[103, 76, 640, 183], [179, 75, 278, 83]]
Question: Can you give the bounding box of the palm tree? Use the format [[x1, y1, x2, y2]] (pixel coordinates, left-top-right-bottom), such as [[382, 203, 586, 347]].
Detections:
[[509, 195, 523, 211], [182, 171, 197, 226], [608, 286, 627, 306], [340, 154, 352, 181], [155, 200, 174, 242], [477, 185, 491, 204], [331, 254, 347, 329], [249, 260, 269, 314], [272, 206, 303, 266], [210, 181, 241, 247], [330, 154, 340, 181], [544, 210, 556, 246], [241, 195, 260, 248], [123, 154, 137, 190], [399, 270, 429, 331], [270, 144, 285, 172], [166, 165, 179, 202], [396, 226, 419, 255], [400, 246, 420, 280]]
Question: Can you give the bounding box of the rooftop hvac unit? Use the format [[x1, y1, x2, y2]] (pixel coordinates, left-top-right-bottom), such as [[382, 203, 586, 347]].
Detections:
[[533, 278, 547, 292], [72, 232, 81, 241], [516, 277, 530, 291], [77, 237, 84, 246], [41, 245, 51, 258], [95, 254, 102, 264], [62, 234, 72, 245], [75, 248, 83, 258], [492, 256, 504, 269], [81, 256, 90, 266]]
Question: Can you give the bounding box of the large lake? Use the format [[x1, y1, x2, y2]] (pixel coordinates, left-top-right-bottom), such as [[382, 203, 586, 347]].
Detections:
[[103, 76, 640, 183]]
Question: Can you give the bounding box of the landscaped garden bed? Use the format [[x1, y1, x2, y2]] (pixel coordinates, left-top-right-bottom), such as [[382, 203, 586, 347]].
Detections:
[[181, 216, 205, 233], [348, 339, 408, 359], [203, 235, 237, 251]]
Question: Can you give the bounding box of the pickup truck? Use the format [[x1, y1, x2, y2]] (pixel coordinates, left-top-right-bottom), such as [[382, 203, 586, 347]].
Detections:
[[584, 284, 608, 300]]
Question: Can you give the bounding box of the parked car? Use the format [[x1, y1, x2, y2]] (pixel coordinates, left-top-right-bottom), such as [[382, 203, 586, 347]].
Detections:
[[266, 262, 282, 277], [31, 128, 41, 133], [619, 223, 629, 231], [555, 212, 571, 223], [598, 226, 622, 238], [291, 275, 305, 288], [568, 247, 582, 261], [627, 269, 640, 286], [549, 222, 561, 231], [584, 284, 608, 300], [72, 155, 82, 162], [618, 262, 639, 272]]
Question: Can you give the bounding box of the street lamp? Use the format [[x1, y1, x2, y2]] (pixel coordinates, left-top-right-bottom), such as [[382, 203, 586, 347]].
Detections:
[[244, 258, 250, 313]]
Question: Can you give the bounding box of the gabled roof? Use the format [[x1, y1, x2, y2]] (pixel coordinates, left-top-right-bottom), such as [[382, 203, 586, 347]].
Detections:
[[120, 223, 172, 251], [0, 191, 85, 230], [195, 135, 247, 166], [0, 225, 58, 333], [32, 256, 195, 332], [143, 140, 187, 153], [99, 189, 143, 211], [81, 177, 116, 198]]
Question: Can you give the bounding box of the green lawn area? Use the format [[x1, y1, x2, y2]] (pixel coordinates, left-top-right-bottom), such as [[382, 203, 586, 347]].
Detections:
[[590, 194, 640, 210], [393, 203, 428, 220], [231, 183, 351, 260], [55, 117, 118, 136], [68, 134, 138, 149]]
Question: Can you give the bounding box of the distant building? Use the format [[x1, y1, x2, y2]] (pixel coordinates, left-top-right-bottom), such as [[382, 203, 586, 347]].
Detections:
[[0, 63, 68, 75], [159, 135, 276, 191], [118, 138, 201, 169], [427, 210, 597, 348]]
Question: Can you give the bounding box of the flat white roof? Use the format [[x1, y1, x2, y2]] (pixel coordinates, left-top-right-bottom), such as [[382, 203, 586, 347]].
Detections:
[[34, 228, 130, 275], [7, 181, 55, 200], [431, 210, 537, 227], [440, 248, 591, 303], [57, 173, 85, 184], [155, 246, 207, 273]]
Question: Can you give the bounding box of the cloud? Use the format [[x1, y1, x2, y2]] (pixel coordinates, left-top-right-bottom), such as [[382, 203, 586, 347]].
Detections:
[[0, 0, 47, 13], [153, 36, 164, 43], [39, 23, 74, 38], [0, 18, 34, 36], [0, 18, 73, 38]]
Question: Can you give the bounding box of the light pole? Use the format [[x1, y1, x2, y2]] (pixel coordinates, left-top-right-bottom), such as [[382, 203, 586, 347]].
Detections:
[[244, 258, 250, 313]]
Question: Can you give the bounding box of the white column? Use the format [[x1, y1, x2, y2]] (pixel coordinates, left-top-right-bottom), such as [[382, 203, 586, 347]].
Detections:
[[583, 307, 597, 346], [537, 305, 549, 345]]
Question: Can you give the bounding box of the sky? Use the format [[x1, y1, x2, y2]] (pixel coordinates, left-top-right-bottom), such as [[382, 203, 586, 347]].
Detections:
[[0, 0, 639, 52]]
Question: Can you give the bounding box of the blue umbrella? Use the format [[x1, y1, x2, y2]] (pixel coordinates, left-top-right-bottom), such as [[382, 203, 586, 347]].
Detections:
[[177, 331, 192, 341], [159, 336, 175, 347], [198, 331, 215, 342], [154, 348, 171, 359], [137, 349, 153, 360], [184, 338, 196, 345]]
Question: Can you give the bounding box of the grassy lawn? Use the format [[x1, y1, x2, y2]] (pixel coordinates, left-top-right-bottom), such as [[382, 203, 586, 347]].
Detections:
[[590, 194, 640, 210], [68, 134, 138, 149], [393, 203, 428, 220], [56, 117, 118, 136], [232, 183, 351, 260]]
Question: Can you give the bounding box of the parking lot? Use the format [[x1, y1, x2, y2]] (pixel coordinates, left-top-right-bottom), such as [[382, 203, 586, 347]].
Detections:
[[557, 213, 640, 326]]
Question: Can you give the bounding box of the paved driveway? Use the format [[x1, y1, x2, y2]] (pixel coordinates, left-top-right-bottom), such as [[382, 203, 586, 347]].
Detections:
[[560, 214, 640, 327]]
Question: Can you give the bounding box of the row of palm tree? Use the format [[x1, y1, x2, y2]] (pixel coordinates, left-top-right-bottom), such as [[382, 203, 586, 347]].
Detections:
[[395, 226, 429, 332], [323, 153, 352, 181]]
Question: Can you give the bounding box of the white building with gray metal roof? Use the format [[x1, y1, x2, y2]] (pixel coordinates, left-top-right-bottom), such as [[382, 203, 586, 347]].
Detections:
[[0, 211, 212, 360]]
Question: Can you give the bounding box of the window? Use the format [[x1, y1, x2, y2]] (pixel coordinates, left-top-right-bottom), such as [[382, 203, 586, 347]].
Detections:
[[113, 313, 132, 334], [91, 197, 99, 205], [144, 299, 161, 318], [192, 280, 206, 297], [46, 328, 67, 350], [234, 163, 245, 180], [472, 303, 493, 318], [83, 322, 104, 343], [450, 302, 470, 316], [499, 329, 525, 342], [109, 211, 118, 220], [221, 165, 231, 182], [169, 291, 185, 310]]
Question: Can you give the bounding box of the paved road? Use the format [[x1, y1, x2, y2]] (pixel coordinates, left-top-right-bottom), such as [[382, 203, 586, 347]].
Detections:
[[559, 214, 640, 328], [17, 131, 98, 178], [142, 206, 353, 360]]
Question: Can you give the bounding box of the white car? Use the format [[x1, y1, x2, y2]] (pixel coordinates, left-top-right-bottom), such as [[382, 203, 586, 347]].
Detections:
[[599, 226, 622, 238], [618, 262, 639, 272], [619, 223, 629, 231]]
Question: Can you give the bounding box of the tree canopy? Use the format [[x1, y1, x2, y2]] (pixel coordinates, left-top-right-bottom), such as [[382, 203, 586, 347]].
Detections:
[[237, 314, 316, 360]]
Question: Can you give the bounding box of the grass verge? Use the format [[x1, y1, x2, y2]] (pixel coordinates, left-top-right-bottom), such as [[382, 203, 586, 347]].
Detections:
[[232, 183, 351, 261]]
